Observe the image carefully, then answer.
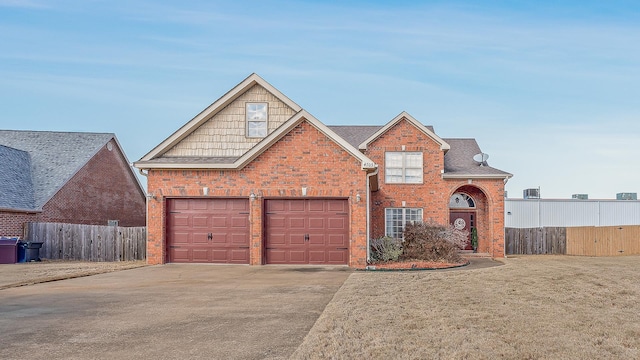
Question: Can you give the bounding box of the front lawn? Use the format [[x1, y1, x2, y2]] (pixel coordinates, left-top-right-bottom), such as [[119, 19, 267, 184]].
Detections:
[[291, 256, 640, 359]]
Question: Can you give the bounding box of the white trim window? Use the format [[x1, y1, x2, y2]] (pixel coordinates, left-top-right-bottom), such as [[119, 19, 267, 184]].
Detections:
[[385, 208, 423, 239], [246, 102, 268, 138], [385, 152, 423, 183]]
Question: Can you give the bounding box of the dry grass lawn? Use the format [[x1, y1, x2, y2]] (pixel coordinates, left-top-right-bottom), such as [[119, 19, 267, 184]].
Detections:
[[291, 256, 639, 359], [0, 260, 146, 290]]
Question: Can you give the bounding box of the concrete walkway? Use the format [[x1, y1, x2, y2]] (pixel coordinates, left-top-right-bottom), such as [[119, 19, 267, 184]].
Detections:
[[0, 264, 351, 360]]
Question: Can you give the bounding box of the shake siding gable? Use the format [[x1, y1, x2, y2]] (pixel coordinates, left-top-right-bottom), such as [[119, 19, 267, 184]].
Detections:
[[163, 85, 296, 158], [146, 120, 369, 267]]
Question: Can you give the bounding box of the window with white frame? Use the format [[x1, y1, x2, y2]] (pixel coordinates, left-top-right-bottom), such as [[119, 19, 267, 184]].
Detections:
[[246, 103, 268, 137], [385, 152, 423, 183], [385, 208, 423, 239]]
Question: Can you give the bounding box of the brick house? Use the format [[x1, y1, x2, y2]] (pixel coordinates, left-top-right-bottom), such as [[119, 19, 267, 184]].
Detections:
[[0, 131, 146, 237], [135, 74, 511, 268]]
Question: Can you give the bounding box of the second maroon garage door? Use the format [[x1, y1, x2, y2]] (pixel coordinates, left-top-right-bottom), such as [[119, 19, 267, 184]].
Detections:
[[265, 199, 349, 265], [166, 198, 250, 263]]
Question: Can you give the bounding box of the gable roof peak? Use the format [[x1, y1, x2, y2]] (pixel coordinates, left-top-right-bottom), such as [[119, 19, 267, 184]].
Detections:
[[358, 111, 450, 151], [139, 73, 303, 162]]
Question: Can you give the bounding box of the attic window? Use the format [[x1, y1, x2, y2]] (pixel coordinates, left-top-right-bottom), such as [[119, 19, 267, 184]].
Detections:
[[246, 103, 268, 138]]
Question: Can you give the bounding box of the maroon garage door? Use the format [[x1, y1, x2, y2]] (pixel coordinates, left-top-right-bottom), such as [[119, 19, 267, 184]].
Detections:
[[166, 198, 250, 263], [265, 199, 349, 265]]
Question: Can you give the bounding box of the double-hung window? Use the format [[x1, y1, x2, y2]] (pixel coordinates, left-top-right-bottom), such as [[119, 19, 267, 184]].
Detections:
[[246, 103, 268, 138], [385, 208, 423, 239], [385, 152, 423, 183]]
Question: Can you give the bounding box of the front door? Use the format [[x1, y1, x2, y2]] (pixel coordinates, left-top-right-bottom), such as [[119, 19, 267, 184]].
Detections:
[[449, 211, 475, 250]]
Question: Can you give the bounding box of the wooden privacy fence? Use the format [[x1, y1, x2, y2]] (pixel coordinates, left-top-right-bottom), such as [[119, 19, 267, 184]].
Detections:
[[566, 226, 640, 256], [506, 225, 640, 256], [24, 222, 146, 261], [505, 227, 566, 255]]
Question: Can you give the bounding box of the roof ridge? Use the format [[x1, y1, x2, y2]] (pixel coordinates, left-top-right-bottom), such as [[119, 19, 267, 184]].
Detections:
[[0, 129, 115, 136]]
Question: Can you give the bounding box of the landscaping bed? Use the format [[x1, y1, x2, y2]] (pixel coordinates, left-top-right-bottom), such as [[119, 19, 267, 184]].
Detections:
[[366, 260, 469, 271]]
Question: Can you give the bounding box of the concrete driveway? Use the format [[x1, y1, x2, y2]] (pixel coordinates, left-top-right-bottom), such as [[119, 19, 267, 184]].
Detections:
[[0, 264, 352, 360]]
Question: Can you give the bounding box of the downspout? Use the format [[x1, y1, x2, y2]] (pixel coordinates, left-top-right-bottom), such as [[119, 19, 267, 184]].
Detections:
[[138, 168, 150, 262], [366, 167, 379, 263]]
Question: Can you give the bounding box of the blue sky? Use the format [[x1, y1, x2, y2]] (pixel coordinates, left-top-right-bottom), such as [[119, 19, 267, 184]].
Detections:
[[1, 0, 639, 199]]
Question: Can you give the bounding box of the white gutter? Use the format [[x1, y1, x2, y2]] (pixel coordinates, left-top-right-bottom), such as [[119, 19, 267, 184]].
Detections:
[[366, 166, 379, 263]]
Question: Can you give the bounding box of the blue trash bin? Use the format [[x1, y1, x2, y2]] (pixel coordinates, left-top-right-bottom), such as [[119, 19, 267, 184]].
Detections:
[[24, 241, 43, 262], [17, 241, 27, 263]]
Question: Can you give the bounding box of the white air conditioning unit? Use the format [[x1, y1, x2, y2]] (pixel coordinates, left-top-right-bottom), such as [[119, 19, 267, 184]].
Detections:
[[523, 188, 540, 199]]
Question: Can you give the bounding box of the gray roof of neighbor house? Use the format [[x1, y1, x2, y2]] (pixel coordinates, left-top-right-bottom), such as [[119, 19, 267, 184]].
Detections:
[[0, 130, 116, 211], [0, 145, 35, 210], [328, 126, 510, 178]]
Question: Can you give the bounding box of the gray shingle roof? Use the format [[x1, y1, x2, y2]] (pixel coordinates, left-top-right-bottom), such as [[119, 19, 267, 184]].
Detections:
[[328, 125, 436, 148], [0, 130, 114, 210], [328, 127, 510, 177], [327, 126, 382, 148], [0, 145, 35, 210], [443, 138, 511, 177]]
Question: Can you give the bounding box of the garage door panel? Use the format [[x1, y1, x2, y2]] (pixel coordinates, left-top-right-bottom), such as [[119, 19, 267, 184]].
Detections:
[[171, 215, 190, 227], [308, 234, 326, 245], [170, 248, 189, 262], [289, 233, 306, 245], [327, 199, 347, 212], [328, 251, 348, 263], [231, 200, 249, 211], [289, 250, 306, 263], [192, 249, 210, 262], [211, 216, 227, 228], [308, 201, 324, 212], [308, 218, 324, 229], [289, 201, 305, 212], [211, 249, 229, 261], [172, 199, 191, 210], [230, 233, 248, 245], [266, 199, 285, 212], [192, 216, 209, 227], [265, 199, 349, 265], [230, 249, 249, 263], [231, 216, 248, 228], [289, 217, 305, 228], [193, 233, 210, 244], [268, 217, 286, 229], [328, 218, 346, 230], [210, 233, 227, 244], [166, 198, 249, 264], [328, 234, 348, 246], [266, 249, 286, 263], [308, 251, 326, 263]]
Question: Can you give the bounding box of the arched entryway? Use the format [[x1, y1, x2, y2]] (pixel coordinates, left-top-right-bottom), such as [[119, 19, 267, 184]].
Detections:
[[449, 186, 489, 252], [449, 192, 476, 250]]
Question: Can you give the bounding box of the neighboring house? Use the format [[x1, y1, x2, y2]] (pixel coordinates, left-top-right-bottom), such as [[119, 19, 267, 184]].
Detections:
[[135, 74, 512, 268], [0, 131, 146, 237]]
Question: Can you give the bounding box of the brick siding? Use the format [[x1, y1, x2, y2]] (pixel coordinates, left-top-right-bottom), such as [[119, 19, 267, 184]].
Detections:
[[365, 118, 506, 257], [147, 120, 370, 267]]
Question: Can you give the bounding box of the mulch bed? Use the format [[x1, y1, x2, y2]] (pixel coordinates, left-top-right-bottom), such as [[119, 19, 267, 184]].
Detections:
[[365, 260, 469, 271]]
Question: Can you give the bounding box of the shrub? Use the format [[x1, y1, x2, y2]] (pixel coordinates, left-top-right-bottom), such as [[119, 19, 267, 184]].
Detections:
[[400, 222, 467, 263], [370, 236, 402, 263]]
